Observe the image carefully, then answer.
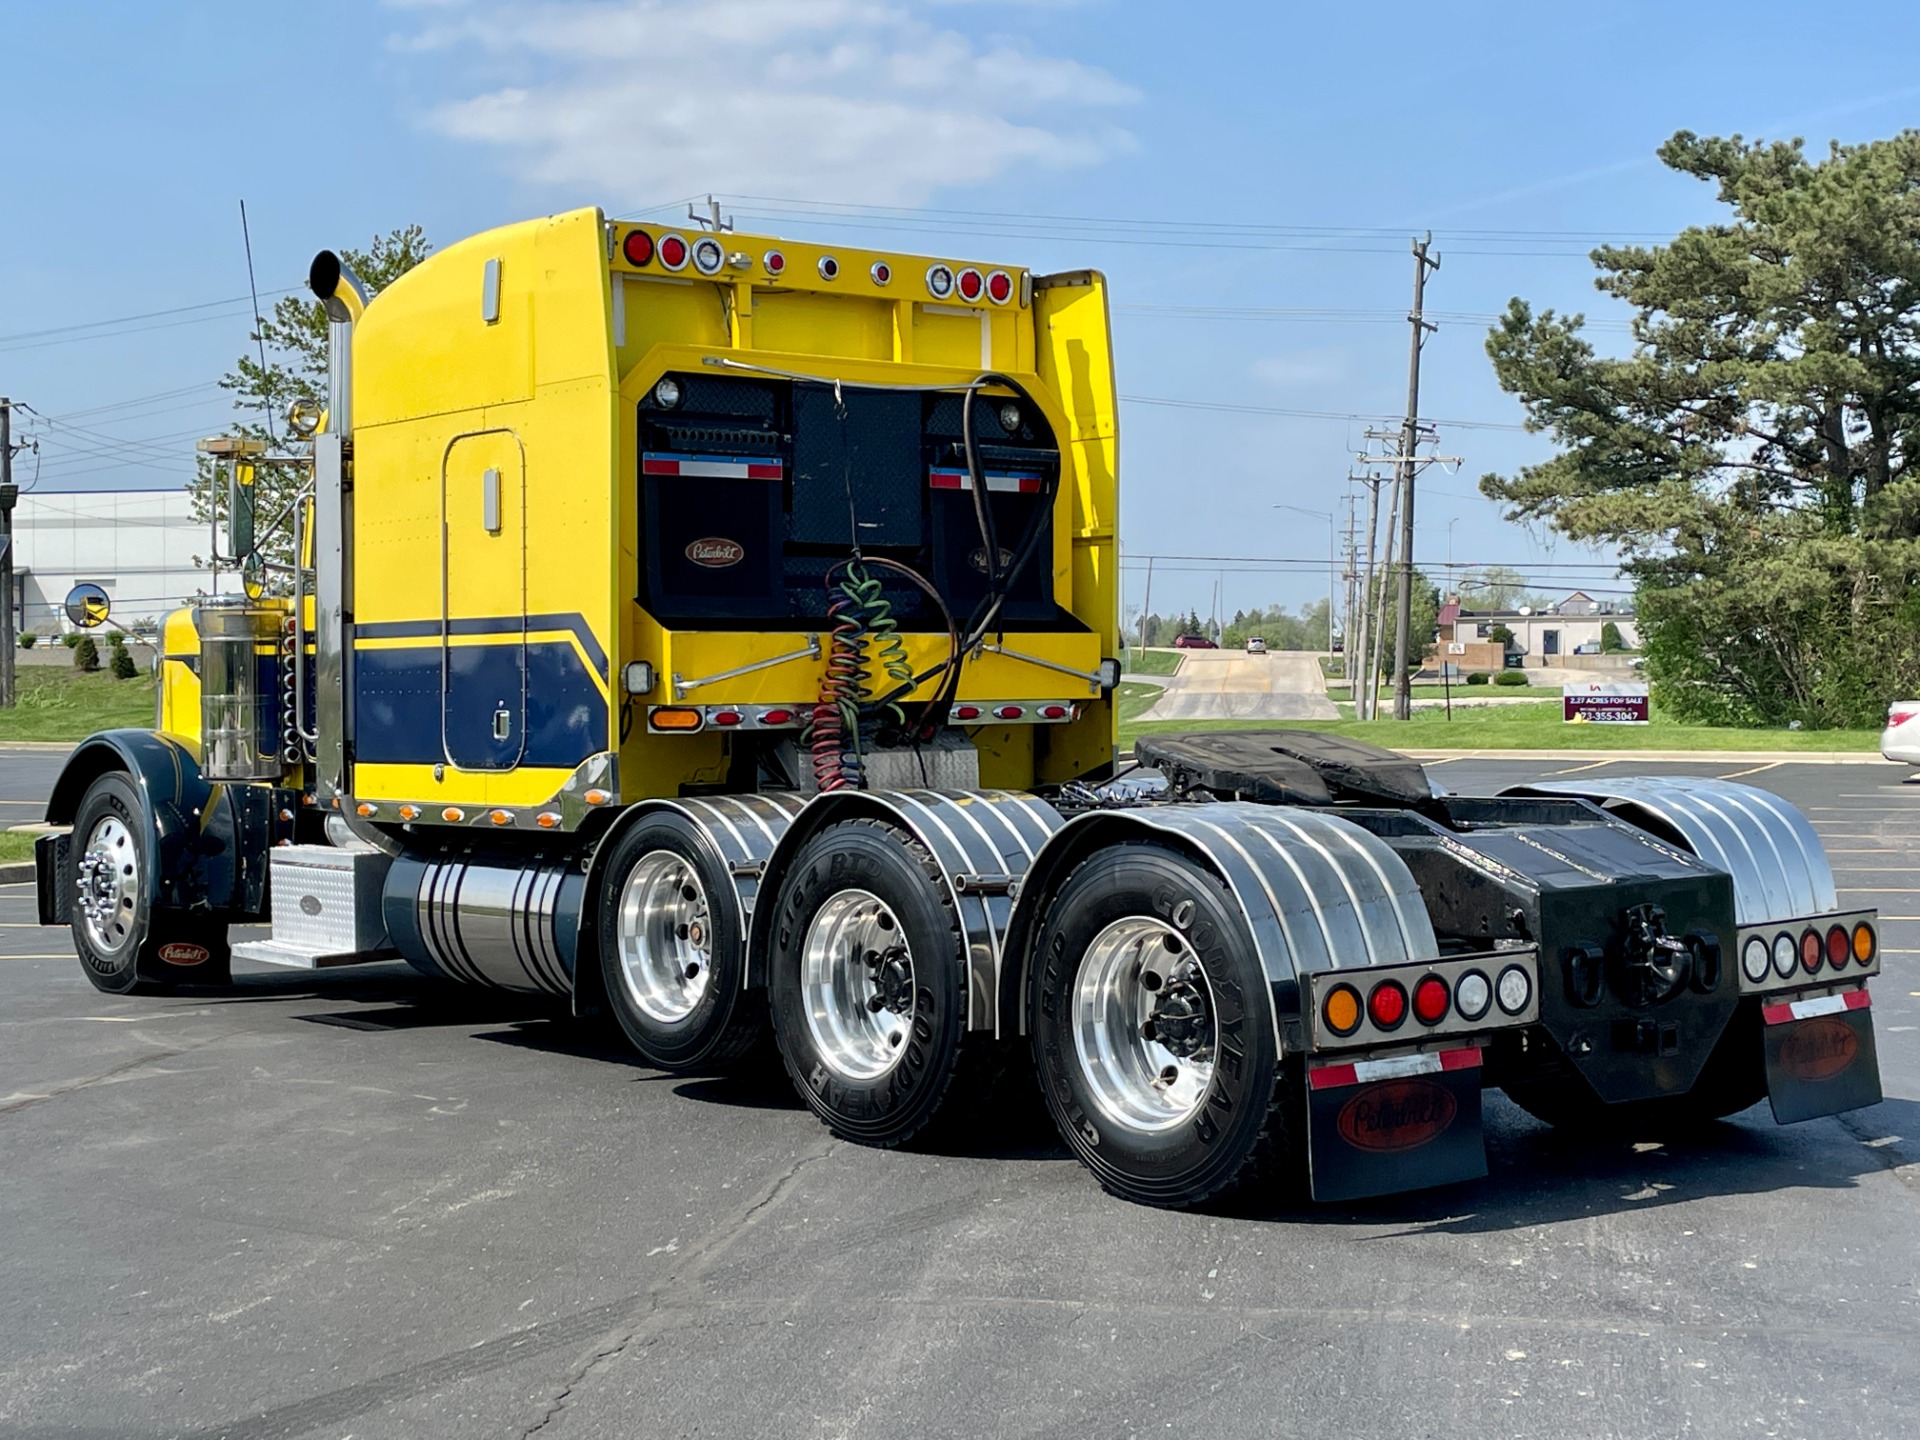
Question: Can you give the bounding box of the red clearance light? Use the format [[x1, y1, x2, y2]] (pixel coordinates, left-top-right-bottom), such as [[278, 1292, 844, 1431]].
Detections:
[[711, 710, 743, 727], [953, 704, 982, 721], [622, 230, 654, 266], [994, 704, 1024, 720], [1800, 928, 1823, 974], [1368, 980, 1408, 1031], [1038, 704, 1069, 720], [760, 708, 793, 726], [986, 270, 1013, 304], [870, 260, 892, 285], [764, 249, 786, 276], [1826, 925, 1851, 971], [1412, 975, 1450, 1025], [657, 234, 689, 271], [956, 268, 984, 302]]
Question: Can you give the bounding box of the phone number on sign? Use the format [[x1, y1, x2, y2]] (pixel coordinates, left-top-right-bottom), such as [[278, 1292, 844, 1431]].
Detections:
[[1564, 700, 1649, 724]]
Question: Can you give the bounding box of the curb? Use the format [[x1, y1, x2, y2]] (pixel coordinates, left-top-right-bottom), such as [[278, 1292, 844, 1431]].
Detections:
[[1401, 749, 1889, 764], [0, 862, 35, 884], [0, 741, 80, 753]]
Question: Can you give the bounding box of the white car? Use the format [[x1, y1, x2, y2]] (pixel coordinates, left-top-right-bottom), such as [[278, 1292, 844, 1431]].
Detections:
[[1244, 637, 1267, 654], [1882, 701, 1920, 765]]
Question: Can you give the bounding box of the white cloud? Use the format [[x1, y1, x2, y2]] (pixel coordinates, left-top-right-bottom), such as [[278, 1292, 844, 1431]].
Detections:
[[1253, 349, 1349, 388], [395, 0, 1136, 206]]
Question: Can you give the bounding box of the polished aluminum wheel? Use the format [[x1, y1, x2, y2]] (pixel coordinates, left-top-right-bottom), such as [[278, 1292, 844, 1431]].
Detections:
[[75, 814, 140, 957], [802, 888, 914, 1081], [1072, 916, 1216, 1133], [616, 851, 715, 1024]]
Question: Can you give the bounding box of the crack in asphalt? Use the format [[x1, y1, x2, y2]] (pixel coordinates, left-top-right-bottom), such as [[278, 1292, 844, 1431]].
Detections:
[[0, 1034, 228, 1117], [518, 1136, 840, 1438]]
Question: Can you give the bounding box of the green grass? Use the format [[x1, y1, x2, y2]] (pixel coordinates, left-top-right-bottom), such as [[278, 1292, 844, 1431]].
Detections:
[[1323, 682, 1564, 702], [1121, 698, 1880, 752], [1121, 648, 1182, 677], [0, 831, 39, 864], [0, 668, 157, 743]]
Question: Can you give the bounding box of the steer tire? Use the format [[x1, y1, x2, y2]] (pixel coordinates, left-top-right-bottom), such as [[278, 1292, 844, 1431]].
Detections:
[[1027, 841, 1298, 1210], [767, 820, 976, 1148], [68, 771, 231, 995], [598, 812, 766, 1072]]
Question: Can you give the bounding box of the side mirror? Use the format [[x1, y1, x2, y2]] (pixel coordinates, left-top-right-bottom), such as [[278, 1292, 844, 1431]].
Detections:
[[196, 435, 268, 564], [65, 583, 110, 629]]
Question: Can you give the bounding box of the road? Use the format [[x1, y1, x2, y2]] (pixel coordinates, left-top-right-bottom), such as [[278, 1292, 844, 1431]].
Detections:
[[4, 748, 1920, 1438], [1138, 647, 1339, 721]]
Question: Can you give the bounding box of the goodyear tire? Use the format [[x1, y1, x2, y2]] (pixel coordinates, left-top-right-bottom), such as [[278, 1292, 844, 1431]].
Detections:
[[68, 771, 230, 995], [1027, 841, 1296, 1209], [767, 820, 976, 1148], [599, 812, 765, 1071]]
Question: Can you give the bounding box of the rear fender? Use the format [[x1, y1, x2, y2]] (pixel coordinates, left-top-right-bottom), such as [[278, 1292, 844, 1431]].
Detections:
[[45, 729, 280, 919], [746, 789, 1063, 1031]]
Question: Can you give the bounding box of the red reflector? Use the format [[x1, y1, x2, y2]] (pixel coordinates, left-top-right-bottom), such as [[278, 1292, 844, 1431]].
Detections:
[[760, 708, 792, 725], [953, 705, 982, 721], [1038, 704, 1069, 720], [986, 270, 1013, 303], [956, 268, 984, 302], [764, 250, 785, 275], [1368, 980, 1408, 1030], [1827, 925, 1851, 970], [1801, 928, 1823, 974], [1413, 975, 1450, 1025], [711, 710, 742, 727], [622, 230, 654, 266], [994, 705, 1023, 720], [658, 234, 688, 270]]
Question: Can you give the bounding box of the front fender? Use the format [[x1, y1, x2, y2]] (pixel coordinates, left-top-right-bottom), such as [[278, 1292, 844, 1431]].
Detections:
[[47, 729, 283, 918]]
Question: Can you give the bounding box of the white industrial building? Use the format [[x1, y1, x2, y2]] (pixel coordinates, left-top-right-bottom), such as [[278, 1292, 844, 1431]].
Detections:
[[12, 489, 212, 634]]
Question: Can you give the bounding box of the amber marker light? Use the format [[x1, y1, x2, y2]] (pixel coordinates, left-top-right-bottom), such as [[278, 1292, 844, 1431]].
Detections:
[[537, 813, 562, 829], [1322, 983, 1362, 1038], [583, 789, 611, 806], [398, 805, 420, 821], [650, 707, 703, 731], [489, 810, 514, 826], [1854, 922, 1877, 965], [442, 807, 465, 823], [355, 802, 377, 818]]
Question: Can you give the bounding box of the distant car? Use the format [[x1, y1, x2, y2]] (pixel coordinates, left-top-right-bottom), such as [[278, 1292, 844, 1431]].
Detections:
[[1173, 635, 1217, 649], [1244, 636, 1267, 654], [1882, 701, 1920, 765]]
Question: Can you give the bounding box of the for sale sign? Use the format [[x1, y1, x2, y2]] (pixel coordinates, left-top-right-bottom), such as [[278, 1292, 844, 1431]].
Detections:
[[1563, 680, 1650, 724]]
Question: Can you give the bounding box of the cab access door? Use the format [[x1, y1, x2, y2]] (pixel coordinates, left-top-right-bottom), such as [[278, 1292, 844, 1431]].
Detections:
[[441, 431, 527, 770]]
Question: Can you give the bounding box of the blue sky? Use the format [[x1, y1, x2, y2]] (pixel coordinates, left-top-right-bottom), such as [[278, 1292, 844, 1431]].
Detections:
[[5, 0, 1917, 622]]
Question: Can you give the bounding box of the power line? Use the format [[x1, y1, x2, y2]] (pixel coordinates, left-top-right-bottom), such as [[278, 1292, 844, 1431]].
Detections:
[[1121, 393, 1527, 434]]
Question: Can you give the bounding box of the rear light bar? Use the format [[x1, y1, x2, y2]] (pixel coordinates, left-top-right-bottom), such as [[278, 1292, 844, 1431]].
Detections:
[[1308, 950, 1539, 1053], [1735, 910, 1878, 994], [648, 701, 1083, 733], [609, 227, 1028, 304]]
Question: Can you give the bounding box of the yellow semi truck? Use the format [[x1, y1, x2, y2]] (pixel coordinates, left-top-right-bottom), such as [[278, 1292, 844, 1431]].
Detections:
[[35, 209, 1884, 1208]]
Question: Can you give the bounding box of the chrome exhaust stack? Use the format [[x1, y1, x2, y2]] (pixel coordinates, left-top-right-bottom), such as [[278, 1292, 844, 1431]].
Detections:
[[304, 251, 371, 803]]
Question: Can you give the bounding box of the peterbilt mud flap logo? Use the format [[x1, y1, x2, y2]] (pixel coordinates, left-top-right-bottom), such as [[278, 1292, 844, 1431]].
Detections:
[[687, 538, 744, 568], [1336, 1080, 1457, 1153], [157, 942, 209, 967], [1777, 1017, 1860, 1082]]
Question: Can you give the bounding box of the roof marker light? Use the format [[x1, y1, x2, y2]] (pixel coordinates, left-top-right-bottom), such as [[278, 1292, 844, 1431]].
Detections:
[[925, 264, 954, 298], [622, 230, 654, 267], [817, 255, 840, 280], [986, 270, 1013, 304], [870, 260, 892, 285], [764, 250, 786, 276], [656, 234, 689, 271]]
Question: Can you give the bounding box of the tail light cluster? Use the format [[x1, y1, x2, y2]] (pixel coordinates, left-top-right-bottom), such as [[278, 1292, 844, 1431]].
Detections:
[[1887, 702, 1920, 728], [615, 229, 1018, 302], [646, 701, 1083, 734], [1736, 913, 1878, 992], [1311, 953, 1537, 1051]]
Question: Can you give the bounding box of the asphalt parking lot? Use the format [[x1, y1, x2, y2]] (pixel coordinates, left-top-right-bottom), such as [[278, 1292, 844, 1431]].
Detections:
[[3, 748, 1919, 1439]]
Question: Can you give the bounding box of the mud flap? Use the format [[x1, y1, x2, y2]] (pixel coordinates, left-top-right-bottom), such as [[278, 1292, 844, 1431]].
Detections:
[[1305, 1046, 1487, 1202], [1764, 990, 1882, 1124], [35, 832, 70, 927]]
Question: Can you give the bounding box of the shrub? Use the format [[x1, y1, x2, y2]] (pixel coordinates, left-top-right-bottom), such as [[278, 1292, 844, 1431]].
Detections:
[[62, 632, 83, 648], [73, 635, 101, 672], [110, 645, 139, 680], [17, 632, 35, 650], [1492, 669, 1529, 687], [1600, 620, 1624, 652], [1465, 670, 1490, 686], [1489, 624, 1515, 647]]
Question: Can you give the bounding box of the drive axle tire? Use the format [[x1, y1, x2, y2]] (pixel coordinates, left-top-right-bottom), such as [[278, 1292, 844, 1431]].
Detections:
[[1027, 841, 1296, 1210], [767, 820, 973, 1148], [69, 771, 230, 994], [599, 812, 765, 1071]]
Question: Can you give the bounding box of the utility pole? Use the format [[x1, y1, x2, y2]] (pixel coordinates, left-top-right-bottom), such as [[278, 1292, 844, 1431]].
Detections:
[[1351, 470, 1385, 719], [1391, 237, 1441, 721], [0, 397, 15, 709], [1138, 555, 1155, 661]]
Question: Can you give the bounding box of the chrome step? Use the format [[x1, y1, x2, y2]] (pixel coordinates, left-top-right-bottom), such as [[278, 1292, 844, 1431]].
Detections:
[[234, 843, 396, 970]]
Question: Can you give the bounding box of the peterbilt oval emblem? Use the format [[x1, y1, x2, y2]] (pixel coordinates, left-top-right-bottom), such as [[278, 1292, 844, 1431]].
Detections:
[[969, 547, 1015, 575], [156, 942, 209, 967], [299, 894, 324, 917], [1336, 1079, 1457, 1153], [1778, 1017, 1859, 1082], [686, 538, 744, 568]]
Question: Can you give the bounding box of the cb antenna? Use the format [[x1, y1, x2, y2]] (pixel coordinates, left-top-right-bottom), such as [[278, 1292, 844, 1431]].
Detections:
[[240, 199, 278, 446]]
